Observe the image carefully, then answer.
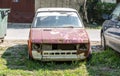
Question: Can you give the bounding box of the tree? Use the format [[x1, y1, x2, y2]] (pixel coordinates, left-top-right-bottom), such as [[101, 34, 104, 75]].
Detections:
[[83, 0, 89, 23]]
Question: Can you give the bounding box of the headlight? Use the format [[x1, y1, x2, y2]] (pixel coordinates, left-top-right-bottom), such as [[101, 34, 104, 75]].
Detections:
[[76, 43, 89, 51], [32, 43, 42, 51]]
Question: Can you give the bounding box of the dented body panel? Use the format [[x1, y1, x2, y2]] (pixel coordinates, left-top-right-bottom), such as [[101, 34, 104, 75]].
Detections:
[[31, 28, 89, 43], [32, 50, 86, 61], [28, 8, 91, 61]]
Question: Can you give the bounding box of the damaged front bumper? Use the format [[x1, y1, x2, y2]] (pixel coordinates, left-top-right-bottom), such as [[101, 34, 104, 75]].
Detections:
[[32, 50, 86, 61]]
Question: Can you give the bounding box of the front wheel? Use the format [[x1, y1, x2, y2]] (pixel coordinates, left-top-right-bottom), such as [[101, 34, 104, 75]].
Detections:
[[101, 33, 107, 50], [28, 51, 34, 60], [87, 53, 92, 61]]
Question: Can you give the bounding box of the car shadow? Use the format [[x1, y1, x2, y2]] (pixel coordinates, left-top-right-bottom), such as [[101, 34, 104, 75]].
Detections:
[[1, 44, 82, 71], [1, 44, 120, 75]]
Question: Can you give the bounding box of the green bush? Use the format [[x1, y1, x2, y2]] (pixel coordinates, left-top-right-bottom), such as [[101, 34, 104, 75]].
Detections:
[[87, 1, 116, 24], [96, 2, 116, 14], [96, 2, 116, 18], [94, 2, 116, 23]]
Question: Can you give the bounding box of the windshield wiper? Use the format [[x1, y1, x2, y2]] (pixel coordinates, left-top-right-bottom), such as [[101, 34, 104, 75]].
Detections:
[[62, 25, 74, 28]]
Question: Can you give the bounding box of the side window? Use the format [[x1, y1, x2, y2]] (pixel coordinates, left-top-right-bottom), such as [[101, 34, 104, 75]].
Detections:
[[13, 0, 19, 3], [112, 5, 120, 20]]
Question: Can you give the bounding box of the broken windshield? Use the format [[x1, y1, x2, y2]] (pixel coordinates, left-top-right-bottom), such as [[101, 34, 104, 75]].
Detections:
[[33, 11, 83, 28]]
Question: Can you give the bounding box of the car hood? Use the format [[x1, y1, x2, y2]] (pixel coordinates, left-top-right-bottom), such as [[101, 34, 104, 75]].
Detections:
[[30, 28, 89, 43]]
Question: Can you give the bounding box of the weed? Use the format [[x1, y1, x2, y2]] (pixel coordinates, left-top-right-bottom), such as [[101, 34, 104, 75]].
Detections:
[[0, 45, 120, 76]]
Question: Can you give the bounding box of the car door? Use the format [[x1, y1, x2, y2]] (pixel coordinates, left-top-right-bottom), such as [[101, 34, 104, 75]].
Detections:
[[103, 20, 116, 46], [103, 3, 120, 52], [111, 21, 120, 52], [105, 20, 120, 52]]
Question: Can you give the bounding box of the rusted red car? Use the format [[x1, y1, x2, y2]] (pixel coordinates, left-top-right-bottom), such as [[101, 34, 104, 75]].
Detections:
[[28, 8, 92, 61]]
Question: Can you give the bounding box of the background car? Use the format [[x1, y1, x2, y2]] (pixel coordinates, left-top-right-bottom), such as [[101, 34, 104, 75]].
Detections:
[[101, 3, 120, 52], [28, 8, 92, 61]]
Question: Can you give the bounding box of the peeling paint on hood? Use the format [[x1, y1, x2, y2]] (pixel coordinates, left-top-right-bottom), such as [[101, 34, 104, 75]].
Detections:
[[31, 28, 89, 43]]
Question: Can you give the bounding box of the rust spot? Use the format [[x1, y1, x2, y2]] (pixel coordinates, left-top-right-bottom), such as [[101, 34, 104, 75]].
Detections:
[[59, 39, 64, 43]]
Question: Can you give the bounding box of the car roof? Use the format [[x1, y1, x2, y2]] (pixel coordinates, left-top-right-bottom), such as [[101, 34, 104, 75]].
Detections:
[[36, 8, 77, 12]]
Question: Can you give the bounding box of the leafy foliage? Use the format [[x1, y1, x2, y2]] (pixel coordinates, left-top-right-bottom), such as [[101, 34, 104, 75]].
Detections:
[[87, 1, 116, 24]]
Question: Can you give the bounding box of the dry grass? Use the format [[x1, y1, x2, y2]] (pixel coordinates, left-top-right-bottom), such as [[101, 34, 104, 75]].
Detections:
[[0, 41, 120, 76]]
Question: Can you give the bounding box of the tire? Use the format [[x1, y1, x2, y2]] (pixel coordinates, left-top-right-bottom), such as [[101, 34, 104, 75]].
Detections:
[[101, 33, 107, 50], [87, 53, 92, 61], [28, 51, 34, 60]]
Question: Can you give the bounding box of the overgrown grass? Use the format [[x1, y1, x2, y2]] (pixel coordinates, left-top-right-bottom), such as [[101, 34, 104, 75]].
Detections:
[[86, 26, 102, 29], [0, 45, 120, 76]]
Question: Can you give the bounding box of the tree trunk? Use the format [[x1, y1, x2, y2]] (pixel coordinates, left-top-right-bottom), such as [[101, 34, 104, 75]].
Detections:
[[83, 0, 89, 23]]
